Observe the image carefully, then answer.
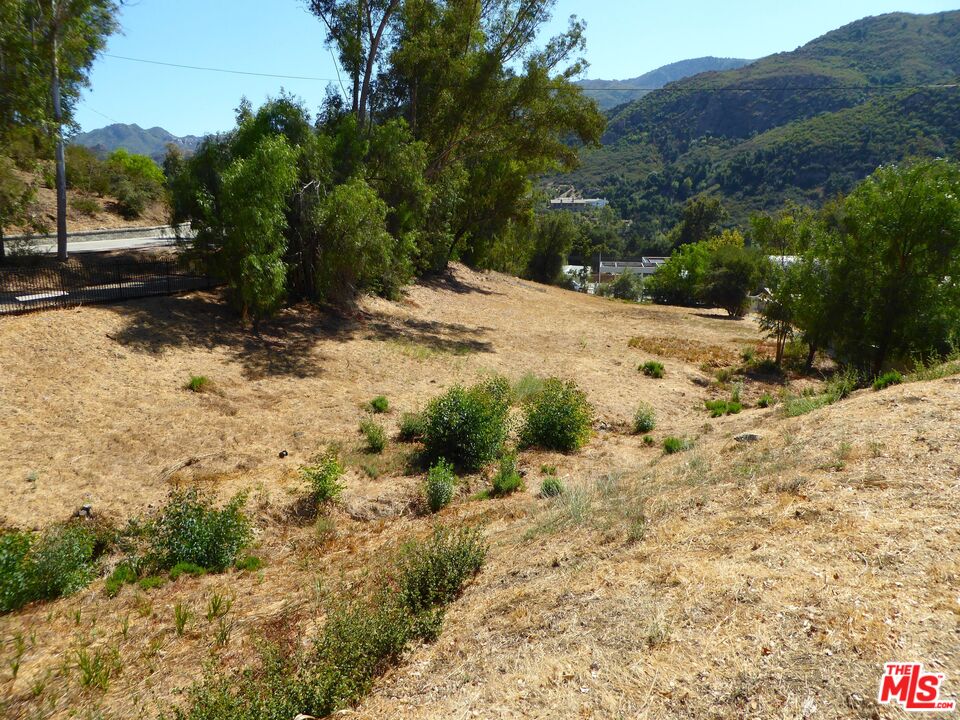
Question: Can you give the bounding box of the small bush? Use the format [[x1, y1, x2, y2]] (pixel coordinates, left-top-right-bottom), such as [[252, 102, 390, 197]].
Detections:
[[519, 378, 593, 452], [872, 370, 903, 391], [235, 555, 263, 572], [138, 575, 166, 591], [540, 476, 564, 498], [663, 436, 692, 454], [642, 435, 656, 447], [69, 195, 100, 217], [632, 402, 656, 434], [749, 357, 782, 375], [421, 378, 511, 470], [147, 489, 251, 573], [369, 396, 389, 413], [170, 562, 207, 581], [397, 412, 425, 442], [705, 399, 742, 417], [640, 361, 665, 379], [104, 562, 138, 597], [185, 375, 211, 393], [1, 523, 102, 613], [359, 418, 387, 454], [112, 177, 148, 219], [490, 453, 523, 497], [394, 526, 487, 617], [302, 453, 345, 504], [424, 460, 456, 513], [757, 393, 775, 408]]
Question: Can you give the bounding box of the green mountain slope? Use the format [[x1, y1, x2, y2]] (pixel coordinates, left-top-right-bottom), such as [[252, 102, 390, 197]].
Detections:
[[71, 123, 203, 162], [562, 11, 960, 240], [576, 57, 751, 110]]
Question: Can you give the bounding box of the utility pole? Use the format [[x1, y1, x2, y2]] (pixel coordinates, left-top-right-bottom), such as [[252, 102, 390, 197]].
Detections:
[[51, 2, 68, 261]]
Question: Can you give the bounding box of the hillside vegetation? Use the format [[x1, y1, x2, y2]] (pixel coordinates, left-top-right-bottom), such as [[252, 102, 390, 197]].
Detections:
[[1, 266, 958, 719], [561, 11, 960, 236], [576, 57, 752, 110]]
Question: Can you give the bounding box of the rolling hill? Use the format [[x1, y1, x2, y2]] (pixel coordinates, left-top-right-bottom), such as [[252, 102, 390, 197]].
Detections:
[[561, 10, 960, 241], [576, 57, 752, 110], [71, 123, 204, 162]]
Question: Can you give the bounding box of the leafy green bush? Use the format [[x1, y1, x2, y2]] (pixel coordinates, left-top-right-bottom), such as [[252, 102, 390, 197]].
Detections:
[[112, 177, 148, 219], [663, 437, 692, 454], [540, 476, 564, 498], [394, 526, 487, 617], [640, 361, 665, 378], [757, 393, 776, 408], [609, 272, 644, 301], [642, 435, 656, 447], [302, 453, 346, 504], [519, 378, 593, 452], [369, 396, 389, 413], [147, 489, 251, 573], [633, 402, 656, 434], [234, 555, 263, 572], [360, 418, 387, 454], [872, 370, 903, 390], [490, 453, 523, 497], [421, 378, 511, 470], [424, 460, 456, 513], [1, 524, 102, 613], [397, 412, 425, 442]]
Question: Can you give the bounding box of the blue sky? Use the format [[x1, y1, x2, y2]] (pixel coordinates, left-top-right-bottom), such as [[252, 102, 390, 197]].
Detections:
[[75, 0, 960, 137]]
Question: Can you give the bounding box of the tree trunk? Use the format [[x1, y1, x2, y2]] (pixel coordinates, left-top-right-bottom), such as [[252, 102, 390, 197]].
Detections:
[[804, 344, 817, 372], [51, 28, 68, 261], [0, 224, 6, 265]]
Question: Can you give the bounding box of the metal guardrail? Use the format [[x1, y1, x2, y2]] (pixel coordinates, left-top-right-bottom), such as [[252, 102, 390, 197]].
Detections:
[[0, 257, 212, 316]]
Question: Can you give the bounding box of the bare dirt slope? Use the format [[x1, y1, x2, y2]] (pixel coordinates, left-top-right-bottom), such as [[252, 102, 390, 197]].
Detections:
[[1, 264, 958, 720]]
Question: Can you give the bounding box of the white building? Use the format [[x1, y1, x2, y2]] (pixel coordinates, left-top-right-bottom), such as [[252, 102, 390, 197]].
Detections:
[[549, 196, 609, 212]]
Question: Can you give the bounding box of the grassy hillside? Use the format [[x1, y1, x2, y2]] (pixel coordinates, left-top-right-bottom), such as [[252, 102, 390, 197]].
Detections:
[[1, 266, 958, 719], [562, 11, 960, 236], [577, 57, 752, 110]]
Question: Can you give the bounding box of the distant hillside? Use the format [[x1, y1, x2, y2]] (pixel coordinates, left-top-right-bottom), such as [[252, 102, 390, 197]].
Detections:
[[577, 57, 752, 110], [71, 123, 203, 162], [560, 11, 960, 241]]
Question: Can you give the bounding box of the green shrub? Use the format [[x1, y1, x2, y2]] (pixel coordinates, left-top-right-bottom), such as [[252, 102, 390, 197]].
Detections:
[[397, 412, 425, 442], [369, 396, 389, 413], [235, 555, 263, 572], [302, 453, 345, 504], [642, 435, 656, 447], [148, 489, 251, 573], [104, 562, 138, 597], [872, 370, 903, 391], [640, 361, 665, 379], [633, 402, 656, 434], [539, 476, 564, 498], [112, 177, 148, 219], [394, 526, 487, 616], [609, 271, 644, 301], [519, 378, 593, 452], [663, 437, 692, 454], [185, 375, 211, 393], [490, 453, 523, 497], [422, 378, 511, 470], [170, 562, 207, 581], [704, 399, 742, 417], [359, 418, 387, 453], [69, 195, 100, 217], [1, 523, 103, 613], [757, 393, 775, 408], [424, 460, 456, 513]]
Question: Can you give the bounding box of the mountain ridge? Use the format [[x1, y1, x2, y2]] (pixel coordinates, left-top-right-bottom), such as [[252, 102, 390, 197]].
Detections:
[[71, 123, 205, 162]]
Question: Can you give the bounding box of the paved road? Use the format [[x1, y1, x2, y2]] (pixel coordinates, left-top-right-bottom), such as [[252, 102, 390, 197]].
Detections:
[[31, 235, 179, 254]]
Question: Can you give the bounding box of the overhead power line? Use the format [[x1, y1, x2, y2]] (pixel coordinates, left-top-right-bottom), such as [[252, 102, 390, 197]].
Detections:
[[105, 53, 339, 82], [103, 53, 959, 94]]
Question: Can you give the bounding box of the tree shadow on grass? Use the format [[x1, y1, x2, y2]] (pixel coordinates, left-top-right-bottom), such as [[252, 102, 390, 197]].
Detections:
[[106, 291, 353, 379], [419, 269, 500, 296], [106, 289, 494, 378]]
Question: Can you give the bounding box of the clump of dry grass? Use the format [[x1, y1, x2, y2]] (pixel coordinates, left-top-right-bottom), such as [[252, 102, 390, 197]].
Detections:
[[628, 335, 739, 367]]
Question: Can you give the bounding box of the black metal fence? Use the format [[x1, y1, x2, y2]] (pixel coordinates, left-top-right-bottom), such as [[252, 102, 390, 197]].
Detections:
[[0, 257, 213, 316]]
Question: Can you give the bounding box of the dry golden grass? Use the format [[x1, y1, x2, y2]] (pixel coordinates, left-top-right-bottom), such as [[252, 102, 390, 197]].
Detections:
[[1, 264, 958, 720]]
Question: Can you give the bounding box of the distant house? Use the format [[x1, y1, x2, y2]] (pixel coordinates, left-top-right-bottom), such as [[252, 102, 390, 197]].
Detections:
[[599, 258, 668, 280], [549, 196, 609, 211]]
